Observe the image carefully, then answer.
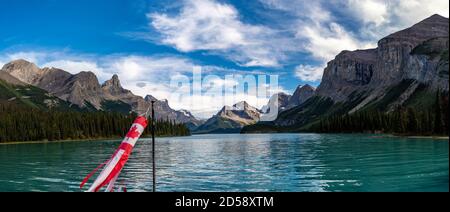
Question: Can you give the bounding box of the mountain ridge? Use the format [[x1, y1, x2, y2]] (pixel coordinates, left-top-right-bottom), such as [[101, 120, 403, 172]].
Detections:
[[1, 60, 201, 128], [193, 101, 262, 134]]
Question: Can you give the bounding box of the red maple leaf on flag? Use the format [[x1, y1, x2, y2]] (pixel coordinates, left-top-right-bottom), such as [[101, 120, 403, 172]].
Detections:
[[126, 125, 140, 139]]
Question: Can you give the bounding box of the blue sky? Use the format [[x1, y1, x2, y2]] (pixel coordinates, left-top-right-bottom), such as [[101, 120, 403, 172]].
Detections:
[[0, 0, 448, 118]]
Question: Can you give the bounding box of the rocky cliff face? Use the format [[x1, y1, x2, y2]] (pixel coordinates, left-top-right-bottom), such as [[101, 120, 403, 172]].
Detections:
[[3, 61, 105, 108], [102, 74, 133, 99], [243, 14, 449, 134], [316, 49, 377, 102], [100, 74, 150, 115], [317, 14, 449, 104], [373, 14, 449, 88], [0, 71, 25, 86], [405, 37, 449, 90], [287, 84, 315, 109], [35, 67, 73, 94], [63, 71, 105, 108], [1, 60, 200, 125], [261, 92, 291, 113], [2, 59, 42, 84]]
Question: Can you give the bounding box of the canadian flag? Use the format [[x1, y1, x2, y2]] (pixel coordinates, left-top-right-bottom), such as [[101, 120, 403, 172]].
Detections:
[[80, 116, 148, 192]]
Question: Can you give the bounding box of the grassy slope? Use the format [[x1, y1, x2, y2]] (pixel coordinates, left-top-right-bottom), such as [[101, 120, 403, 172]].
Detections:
[[0, 79, 80, 111], [1, 79, 140, 114]]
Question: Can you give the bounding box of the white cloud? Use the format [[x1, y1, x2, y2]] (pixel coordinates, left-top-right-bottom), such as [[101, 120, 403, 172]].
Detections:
[[298, 22, 374, 62], [263, 0, 375, 63], [150, 0, 246, 52], [5, 52, 47, 64], [149, 0, 292, 67], [104, 55, 195, 81], [344, 0, 450, 39], [345, 0, 388, 26], [260, 0, 374, 81], [294, 64, 325, 82], [102, 56, 284, 118], [205, 78, 239, 88], [394, 0, 449, 21]]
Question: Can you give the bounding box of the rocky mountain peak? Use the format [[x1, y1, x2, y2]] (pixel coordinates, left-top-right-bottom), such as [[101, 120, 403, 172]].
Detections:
[[3, 59, 37, 69], [2, 59, 42, 84], [233, 101, 249, 110], [194, 101, 262, 133], [101, 74, 134, 99], [422, 14, 448, 24], [74, 72, 101, 88], [102, 74, 121, 88], [287, 84, 316, 108], [218, 101, 260, 119], [380, 14, 449, 48]]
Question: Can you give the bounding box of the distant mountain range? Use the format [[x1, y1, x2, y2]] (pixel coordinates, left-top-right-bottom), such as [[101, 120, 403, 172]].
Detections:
[[0, 59, 202, 129], [0, 58, 317, 134], [193, 101, 262, 134], [243, 14, 449, 134], [192, 86, 316, 134]]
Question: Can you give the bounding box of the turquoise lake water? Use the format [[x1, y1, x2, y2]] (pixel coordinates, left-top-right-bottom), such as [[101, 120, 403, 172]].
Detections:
[[0, 134, 448, 192]]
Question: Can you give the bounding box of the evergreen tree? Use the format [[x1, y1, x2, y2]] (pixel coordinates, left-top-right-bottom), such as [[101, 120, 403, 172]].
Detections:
[[434, 90, 444, 135], [0, 103, 191, 143], [407, 108, 418, 133]]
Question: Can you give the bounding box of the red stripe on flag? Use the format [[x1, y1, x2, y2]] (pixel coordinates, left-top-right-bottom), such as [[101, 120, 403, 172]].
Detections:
[[81, 116, 148, 192], [80, 159, 109, 189], [92, 142, 134, 192], [134, 116, 148, 128]]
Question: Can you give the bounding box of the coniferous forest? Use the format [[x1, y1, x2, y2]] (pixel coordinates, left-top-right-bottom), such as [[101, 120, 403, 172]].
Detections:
[[0, 103, 190, 143], [310, 91, 449, 136]]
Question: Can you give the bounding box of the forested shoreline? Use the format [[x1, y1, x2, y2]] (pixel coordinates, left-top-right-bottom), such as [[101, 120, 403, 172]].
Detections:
[[309, 91, 449, 136], [0, 103, 190, 143]]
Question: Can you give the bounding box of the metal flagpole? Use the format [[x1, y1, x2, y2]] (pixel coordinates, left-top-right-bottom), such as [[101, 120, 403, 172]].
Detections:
[[151, 100, 156, 192]]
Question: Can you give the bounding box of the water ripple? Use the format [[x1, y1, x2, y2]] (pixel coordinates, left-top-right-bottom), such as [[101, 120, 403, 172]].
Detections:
[[0, 134, 448, 192]]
